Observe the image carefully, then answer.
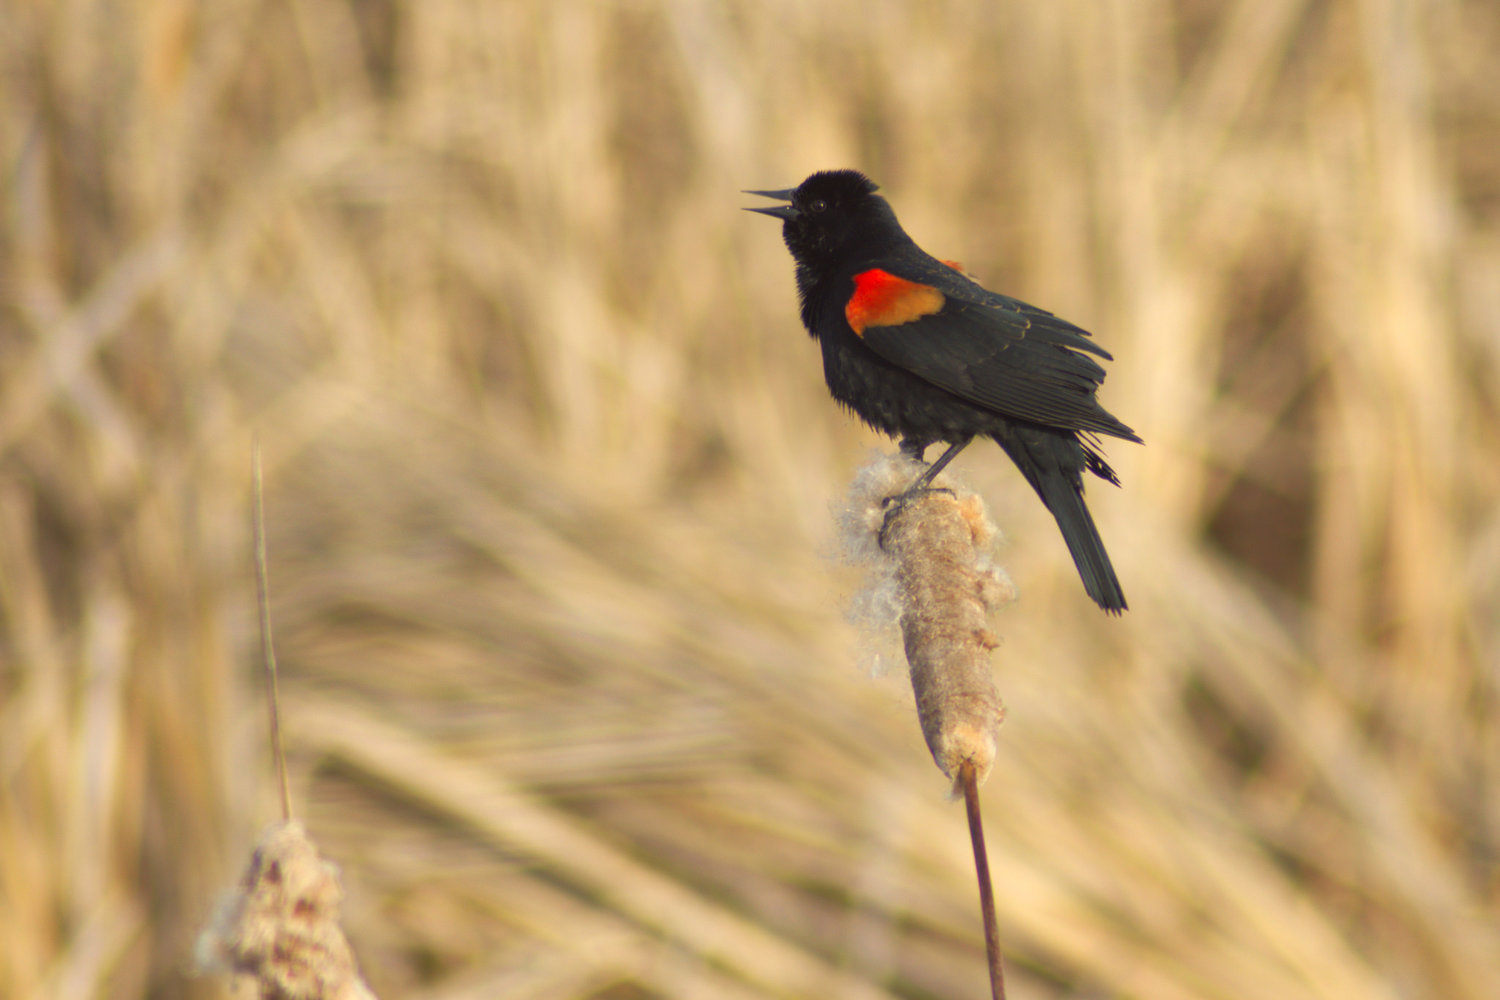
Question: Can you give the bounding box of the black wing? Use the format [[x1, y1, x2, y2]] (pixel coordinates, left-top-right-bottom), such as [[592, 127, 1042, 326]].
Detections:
[[856, 261, 1139, 440]]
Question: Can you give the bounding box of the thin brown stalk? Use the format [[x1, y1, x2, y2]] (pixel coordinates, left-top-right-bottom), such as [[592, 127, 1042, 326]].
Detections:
[[253, 440, 293, 823], [961, 759, 1006, 1000]]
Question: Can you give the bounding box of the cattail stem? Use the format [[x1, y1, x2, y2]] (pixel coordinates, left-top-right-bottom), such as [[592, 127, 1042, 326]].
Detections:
[[961, 759, 1006, 1000], [253, 441, 294, 823], [854, 466, 1013, 1000]]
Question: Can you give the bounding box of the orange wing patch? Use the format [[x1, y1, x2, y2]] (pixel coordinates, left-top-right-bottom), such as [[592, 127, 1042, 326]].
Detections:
[[846, 269, 946, 337]]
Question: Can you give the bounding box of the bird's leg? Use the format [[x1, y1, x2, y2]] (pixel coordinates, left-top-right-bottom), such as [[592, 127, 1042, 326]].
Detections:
[[884, 437, 971, 513], [880, 438, 973, 545], [905, 438, 970, 495]]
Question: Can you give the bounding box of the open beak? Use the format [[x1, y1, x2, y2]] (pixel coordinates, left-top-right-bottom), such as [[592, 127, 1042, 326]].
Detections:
[[743, 188, 799, 221]]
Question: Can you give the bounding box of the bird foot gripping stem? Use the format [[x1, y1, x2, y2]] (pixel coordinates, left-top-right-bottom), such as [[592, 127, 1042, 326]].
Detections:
[[879, 437, 971, 548], [879, 486, 956, 549]]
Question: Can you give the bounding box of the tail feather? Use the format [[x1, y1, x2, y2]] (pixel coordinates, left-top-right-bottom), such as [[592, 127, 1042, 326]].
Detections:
[[994, 428, 1127, 613]]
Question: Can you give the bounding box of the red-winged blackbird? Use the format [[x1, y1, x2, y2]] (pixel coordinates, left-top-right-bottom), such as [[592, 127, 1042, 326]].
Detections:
[[747, 169, 1140, 613]]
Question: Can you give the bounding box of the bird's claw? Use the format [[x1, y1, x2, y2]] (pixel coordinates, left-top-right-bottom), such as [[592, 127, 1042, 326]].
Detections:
[[882, 486, 956, 509], [879, 487, 958, 546]]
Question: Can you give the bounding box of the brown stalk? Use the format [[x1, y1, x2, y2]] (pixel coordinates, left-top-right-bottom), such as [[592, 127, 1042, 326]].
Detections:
[[253, 440, 293, 824], [961, 759, 1005, 1000], [194, 445, 376, 999]]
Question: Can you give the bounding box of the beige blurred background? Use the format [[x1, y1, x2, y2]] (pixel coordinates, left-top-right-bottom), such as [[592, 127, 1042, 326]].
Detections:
[[2, 1, 1497, 998]]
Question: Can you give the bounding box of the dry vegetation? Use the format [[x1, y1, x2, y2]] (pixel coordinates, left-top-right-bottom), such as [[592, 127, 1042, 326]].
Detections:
[[3, 1, 1498, 997]]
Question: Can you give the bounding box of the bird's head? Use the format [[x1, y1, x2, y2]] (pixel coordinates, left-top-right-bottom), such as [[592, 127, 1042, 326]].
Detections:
[[744, 170, 898, 268]]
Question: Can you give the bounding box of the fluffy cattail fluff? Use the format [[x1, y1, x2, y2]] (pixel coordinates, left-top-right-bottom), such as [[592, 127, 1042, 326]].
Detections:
[[196, 821, 377, 1000], [840, 452, 1015, 789]]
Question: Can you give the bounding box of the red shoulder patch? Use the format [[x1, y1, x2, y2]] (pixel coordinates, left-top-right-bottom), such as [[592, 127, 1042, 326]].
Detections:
[[846, 269, 946, 337]]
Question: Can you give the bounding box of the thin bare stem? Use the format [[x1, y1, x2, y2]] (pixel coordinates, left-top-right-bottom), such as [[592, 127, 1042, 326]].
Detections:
[[961, 759, 1006, 1000], [253, 440, 293, 823]]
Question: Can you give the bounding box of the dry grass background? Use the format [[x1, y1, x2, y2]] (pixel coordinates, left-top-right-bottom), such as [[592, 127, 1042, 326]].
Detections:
[[2, 0, 1497, 997]]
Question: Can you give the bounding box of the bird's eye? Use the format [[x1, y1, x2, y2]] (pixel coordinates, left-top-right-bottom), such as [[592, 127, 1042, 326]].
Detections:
[[809, 199, 828, 213]]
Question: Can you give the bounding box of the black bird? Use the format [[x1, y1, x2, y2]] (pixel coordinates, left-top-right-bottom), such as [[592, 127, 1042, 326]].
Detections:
[[747, 169, 1140, 612]]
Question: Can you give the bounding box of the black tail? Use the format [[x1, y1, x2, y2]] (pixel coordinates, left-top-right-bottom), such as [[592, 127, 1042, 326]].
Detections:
[[993, 427, 1127, 613]]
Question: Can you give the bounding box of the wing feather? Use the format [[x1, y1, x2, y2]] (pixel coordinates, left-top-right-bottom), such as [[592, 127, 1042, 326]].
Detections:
[[854, 262, 1136, 438]]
